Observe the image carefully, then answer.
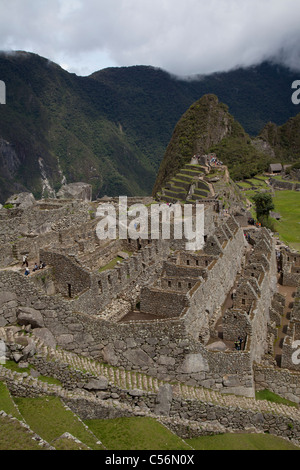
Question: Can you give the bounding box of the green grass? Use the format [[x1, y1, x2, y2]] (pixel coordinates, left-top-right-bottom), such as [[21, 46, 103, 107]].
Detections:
[[239, 181, 300, 251], [272, 191, 300, 252], [38, 375, 62, 386], [0, 415, 47, 450], [2, 360, 32, 374], [187, 433, 299, 450], [51, 436, 90, 451], [0, 381, 23, 419], [1, 361, 62, 386], [255, 389, 298, 407], [85, 417, 191, 451], [14, 396, 105, 450], [99, 256, 124, 272], [271, 175, 299, 184]]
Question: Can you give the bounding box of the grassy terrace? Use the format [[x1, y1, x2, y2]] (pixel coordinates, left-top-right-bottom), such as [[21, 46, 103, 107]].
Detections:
[[188, 433, 299, 451], [99, 251, 133, 273], [271, 175, 300, 184], [14, 396, 105, 450], [1, 379, 300, 450], [85, 417, 191, 451], [236, 173, 300, 252], [272, 191, 300, 252]]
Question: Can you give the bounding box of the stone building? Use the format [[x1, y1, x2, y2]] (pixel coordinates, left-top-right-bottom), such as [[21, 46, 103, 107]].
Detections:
[[0, 190, 290, 400]]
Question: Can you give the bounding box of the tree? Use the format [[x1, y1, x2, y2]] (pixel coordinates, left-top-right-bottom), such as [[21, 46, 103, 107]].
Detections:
[[252, 193, 274, 221]]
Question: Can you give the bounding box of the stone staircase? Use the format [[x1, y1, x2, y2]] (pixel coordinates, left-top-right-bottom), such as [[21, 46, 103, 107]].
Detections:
[[1, 326, 300, 424]]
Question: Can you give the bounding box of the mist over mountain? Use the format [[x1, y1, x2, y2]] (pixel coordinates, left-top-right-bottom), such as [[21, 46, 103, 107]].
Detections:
[[0, 51, 299, 203]]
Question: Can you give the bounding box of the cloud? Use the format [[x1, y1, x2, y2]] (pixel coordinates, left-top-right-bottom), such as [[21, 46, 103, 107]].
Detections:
[[0, 0, 300, 76]]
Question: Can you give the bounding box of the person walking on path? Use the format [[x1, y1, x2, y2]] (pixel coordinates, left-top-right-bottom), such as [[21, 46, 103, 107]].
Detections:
[[22, 255, 28, 267]]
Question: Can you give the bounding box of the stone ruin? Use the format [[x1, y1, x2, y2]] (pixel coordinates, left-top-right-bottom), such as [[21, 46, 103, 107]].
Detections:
[[1, 187, 300, 444]]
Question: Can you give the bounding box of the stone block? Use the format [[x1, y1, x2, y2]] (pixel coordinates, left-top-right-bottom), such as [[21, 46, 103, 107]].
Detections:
[[155, 384, 173, 416], [180, 353, 209, 374], [32, 328, 57, 349], [17, 307, 45, 329], [84, 377, 109, 391]]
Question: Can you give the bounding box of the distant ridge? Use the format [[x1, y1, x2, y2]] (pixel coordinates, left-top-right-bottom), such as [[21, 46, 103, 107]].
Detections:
[[0, 51, 299, 202]]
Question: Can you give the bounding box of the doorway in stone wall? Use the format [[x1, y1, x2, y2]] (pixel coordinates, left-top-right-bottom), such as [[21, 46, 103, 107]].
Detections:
[[68, 283, 72, 298]]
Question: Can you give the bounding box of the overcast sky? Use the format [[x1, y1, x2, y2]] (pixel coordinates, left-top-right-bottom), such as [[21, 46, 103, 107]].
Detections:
[[1, 0, 300, 77]]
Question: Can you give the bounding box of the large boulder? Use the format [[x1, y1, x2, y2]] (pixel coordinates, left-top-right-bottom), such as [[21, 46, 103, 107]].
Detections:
[[154, 384, 173, 416], [57, 183, 92, 202], [32, 328, 57, 349], [180, 353, 209, 374], [17, 307, 45, 329], [83, 377, 109, 391], [5, 192, 35, 209]]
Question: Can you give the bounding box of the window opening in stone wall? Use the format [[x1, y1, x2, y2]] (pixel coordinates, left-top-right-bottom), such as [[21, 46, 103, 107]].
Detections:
[[98, 280, 102, 294]]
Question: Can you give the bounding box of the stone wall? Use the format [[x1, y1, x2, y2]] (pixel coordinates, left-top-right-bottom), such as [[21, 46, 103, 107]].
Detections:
[[40, 250, 91, 298], [64, 390, 300, 445], [281, 291, 300, 371], [282, 251, 300, 287], [140, 287, 189, 318], [0, 218, 279, 399], [0, 268, 255, 396], [254, 363, 300, 404], [183, 221, 246, 343], [270, 177, 300, 191]]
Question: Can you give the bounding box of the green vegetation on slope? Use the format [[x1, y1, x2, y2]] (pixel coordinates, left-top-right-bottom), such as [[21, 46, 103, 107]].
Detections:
[[0, 381, 22, 419], [260, 115, 300, 162], [153, 95, 274, 194], [272, 191, 300, 252], [0, 385, 299, 450], [209, 134, 273, 181], [14, 396, 105, 450], [85, 416, 191, 451], [187, 433, 299, 451], [1, 53, 300, 203], [256, 389, 298, 407], [0, 415, 47, 451], [236, 176, 300, 252]]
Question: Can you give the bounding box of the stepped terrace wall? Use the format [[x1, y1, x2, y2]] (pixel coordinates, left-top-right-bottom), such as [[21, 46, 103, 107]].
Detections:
[[270, 177, 300, 191], [3, 362, 300, 445]]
